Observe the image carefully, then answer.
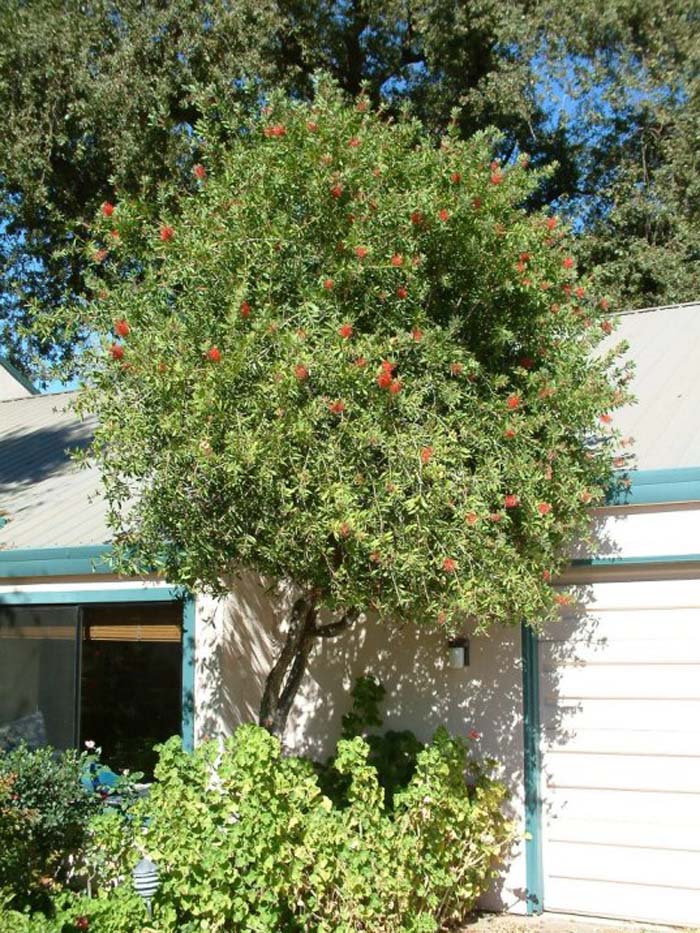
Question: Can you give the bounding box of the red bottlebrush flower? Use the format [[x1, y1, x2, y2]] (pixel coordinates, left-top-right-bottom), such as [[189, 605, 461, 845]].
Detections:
[[542, 569, 551, 582], [396, 286, 408, 299], [554, 593, 571, 607], [353, 356, 367, 368], [306, 121, 319, 132], [410, 210, 425, 225], [504, 494, 520, 509], [377, 371, 392, 389], [381, 360, 395, 373], [546, 216, 558, 231], [489, 512, 503, 523], [468, 729, 481, 740], [506, 393, 521, 410], [519, 356, 534, 370], [114, 319, 130, 338], [390, 253, 404, 267], [330, 184, 344, 199], [101, 201, 115, 218], [538, 502, 552, 515], [466, 511, 478, 525], [575, 286, 586, 299], [443, 557, 457, 573], [264, 124, 286, 137], [472, 197, 482, 210], [420, 446, 433, 464], [516, 261, 526, 274], [75, 918, 89, 930], [240, 301, 251, 318], [562, 284, 572, 296], [206, 346, 221, 362], [613, 456, 626, 468], [490, 171, 504, 185], [389, 379, 402, 394], [94, 248, 108, 263], [109, 229, 120, 239], [338, 323, 353, 339], [328, 400, 346, 414], [599, 413, 612, 424], [601, 320, 613, 335], [563, 256, 574, 269], [450, 362, 463, 375], [323, 278, 334, 290], [580, 490, 593, 504], [339, 522, 351, 538], [438, 208, 449, 222], [521, 278, 532, 287], [109, 343, 124, 360], [450, 172, 462, 184], [294, 364, 309, 381], [160, 225, 174, 242], [504, 427, 516, 439], [354, 246, 368, 259], [348, 137, 361, 147], [193, 163, 207, 180], [599, 298, 610, 311], [412, 327, 423, 342], [520, 252, 531, 262]]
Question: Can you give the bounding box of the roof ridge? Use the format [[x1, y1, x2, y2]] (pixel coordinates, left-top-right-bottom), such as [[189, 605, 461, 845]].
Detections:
[[619, 300, 700, 316]]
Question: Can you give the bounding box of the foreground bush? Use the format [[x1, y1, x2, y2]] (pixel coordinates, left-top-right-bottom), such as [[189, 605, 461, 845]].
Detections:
[[0, 745, 103, 911], [83, 724, 512, 932]]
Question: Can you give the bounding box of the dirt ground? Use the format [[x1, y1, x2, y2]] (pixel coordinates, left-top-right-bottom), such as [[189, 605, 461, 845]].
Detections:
[[459, 912, 697, 933]]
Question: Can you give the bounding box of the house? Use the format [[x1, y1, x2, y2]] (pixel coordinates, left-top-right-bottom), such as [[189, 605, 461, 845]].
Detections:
[[1, 302, 699, 926]]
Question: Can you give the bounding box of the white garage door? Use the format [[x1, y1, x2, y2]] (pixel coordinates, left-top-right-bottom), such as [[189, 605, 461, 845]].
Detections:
[[540, 575, 700, 927]]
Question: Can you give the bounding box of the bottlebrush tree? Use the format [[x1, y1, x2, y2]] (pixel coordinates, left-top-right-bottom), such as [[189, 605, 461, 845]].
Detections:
[[52, 80, 630, 736]]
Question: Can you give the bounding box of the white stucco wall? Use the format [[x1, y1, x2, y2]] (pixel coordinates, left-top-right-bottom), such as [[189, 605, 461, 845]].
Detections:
[[194, 578, 528, 913], [0, 364, 32, 400]]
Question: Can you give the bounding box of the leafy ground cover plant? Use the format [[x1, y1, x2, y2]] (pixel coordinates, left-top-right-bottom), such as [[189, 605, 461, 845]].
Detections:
[[81, 723, 512, 932]]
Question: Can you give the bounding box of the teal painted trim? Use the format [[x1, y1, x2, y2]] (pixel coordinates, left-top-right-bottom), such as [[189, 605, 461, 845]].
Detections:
[[0, 587, 183, 606], [181, 596, 196, 752], [521, 622, 544, 915], [608, 467, 700, 506], [572, 553, 700, 568], [0, 584, 195, 751], [0, 357, 38, 395], [0, 546, 113, 578]]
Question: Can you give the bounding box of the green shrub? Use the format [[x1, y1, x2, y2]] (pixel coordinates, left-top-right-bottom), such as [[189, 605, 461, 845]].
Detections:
[[84, 723, 513, 932], [0, 746, 103, 911]]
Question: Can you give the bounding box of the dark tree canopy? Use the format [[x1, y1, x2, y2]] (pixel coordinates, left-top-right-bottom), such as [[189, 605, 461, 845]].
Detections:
[[1, 0, 697, 374]]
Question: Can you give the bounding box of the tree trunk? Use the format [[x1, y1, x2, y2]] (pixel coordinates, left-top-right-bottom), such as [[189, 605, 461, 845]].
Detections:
[[259, 594, 358, 739]]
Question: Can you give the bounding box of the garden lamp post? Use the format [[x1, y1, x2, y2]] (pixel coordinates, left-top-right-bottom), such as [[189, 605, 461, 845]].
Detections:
[[133, 856, 160, 918]]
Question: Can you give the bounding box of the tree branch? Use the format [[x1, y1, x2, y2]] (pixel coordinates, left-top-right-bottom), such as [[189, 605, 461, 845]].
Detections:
[[314, 608, 359, 638]]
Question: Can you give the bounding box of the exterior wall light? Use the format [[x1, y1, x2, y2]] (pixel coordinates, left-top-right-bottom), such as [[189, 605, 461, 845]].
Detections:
[[447, 636, 470, 669], [133, 856, 160, 917]]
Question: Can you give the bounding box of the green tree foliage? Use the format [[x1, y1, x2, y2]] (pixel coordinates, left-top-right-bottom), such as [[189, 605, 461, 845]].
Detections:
[[1, 0, 697, 373], [48, 85, 630, 732]]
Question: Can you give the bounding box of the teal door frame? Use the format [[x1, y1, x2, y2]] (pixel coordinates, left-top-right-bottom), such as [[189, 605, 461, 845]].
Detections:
[[0, 547, 195, 752]]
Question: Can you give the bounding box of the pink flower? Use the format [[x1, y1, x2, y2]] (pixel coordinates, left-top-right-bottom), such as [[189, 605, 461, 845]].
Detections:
[[323, 278, 334, 290], [420, 446, 433, 464], [328, 400, 346, 414], [159, 225, 174, 242], [348, 137, 361, 147], [504, 494, 520, 509], [537, 502, 552, 515], [390, 253, 404, 267], [354, 246, 368, 259], [466, 511, 478, 525], [339, 323, 353, 339], [599, 413, 612, 424], [563, 256, 574, 269], [490, 171, 504, 185], [443, 557, 457, 573]]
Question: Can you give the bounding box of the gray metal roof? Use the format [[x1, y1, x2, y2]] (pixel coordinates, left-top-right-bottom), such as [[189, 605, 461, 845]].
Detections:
[[0, 302, 699, 550], [612, 302, 700, 470], [0, 392, 108, 548]]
